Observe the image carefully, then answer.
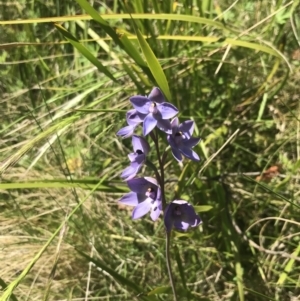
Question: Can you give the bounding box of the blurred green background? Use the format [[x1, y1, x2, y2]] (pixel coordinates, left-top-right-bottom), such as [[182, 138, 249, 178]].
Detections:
[[1, 0, 300, 300]]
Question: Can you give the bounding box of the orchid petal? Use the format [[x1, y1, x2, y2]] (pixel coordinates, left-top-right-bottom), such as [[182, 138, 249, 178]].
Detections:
[[179, 146, 200, 161], [191, 215, 202, 227], [132, 135, 150, 154], [128, 153, 139, 162], [170, 146, 183, 162], [157, 103, 179, 119], [132, 199, 152, 219], [171, 117, 179, 128], [130, 96, 151, 114], [127, 109, 145, 125], [174, 220, 190, 230], [148, 87, 166, 103], [182, 137, 201, 148], [119, 192, 139, 206], [143, 114, 157, 136], [121, 161, 142, 180], [157, 119, 172, 134], [127, 177, 150, 193], [172, 200, 188, 205], [164, 200, 202, 231], [150, 201, 162, 221], [167, 135, 177, 148], [143, 177, 158, 187], [116, 125, 135, 138], [179, 120, 195, 138]]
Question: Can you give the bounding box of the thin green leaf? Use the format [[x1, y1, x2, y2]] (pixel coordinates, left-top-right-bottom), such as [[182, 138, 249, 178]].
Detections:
[[277, 244, 300, 285], [75, 0, 150, 74], [242, 174, 300, 209], [76, 249, 156, 301], [0, 179, 127, 192], [0, 278, 18, 301], [135, 28, 171, 100], [54, 23, 117, 82], [194, 205, 213, 212], [174, 246, 187, 290], [120, 34, 147, 67], [147, 286, 172, 295], [235, 261, 245, 301]]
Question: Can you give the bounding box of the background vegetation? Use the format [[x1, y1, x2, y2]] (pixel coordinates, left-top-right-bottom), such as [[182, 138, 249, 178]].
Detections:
[[1, 0, 300, 300]]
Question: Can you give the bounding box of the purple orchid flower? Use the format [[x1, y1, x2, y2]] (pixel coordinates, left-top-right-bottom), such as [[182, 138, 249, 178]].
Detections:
[[116, 109, 146, 138], [130, 87, 179, 136], [119, 177, 162, 221], [164, 200, 202, 232], [167, 117, 201, 162], [121, 135, 150, 180]]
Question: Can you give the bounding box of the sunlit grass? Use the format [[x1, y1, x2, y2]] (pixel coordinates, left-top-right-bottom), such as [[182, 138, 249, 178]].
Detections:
[[0, 0, 300, 300]]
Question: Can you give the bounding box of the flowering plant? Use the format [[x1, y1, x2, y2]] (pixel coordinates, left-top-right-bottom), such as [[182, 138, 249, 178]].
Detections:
[[117, 87, 202, 300]]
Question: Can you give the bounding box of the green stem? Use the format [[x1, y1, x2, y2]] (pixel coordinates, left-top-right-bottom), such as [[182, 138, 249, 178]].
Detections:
[[150, 130, 177, 300], [145, 159, 162, 184], [166, 230, 178, 301], [152, 129, 166, 209]]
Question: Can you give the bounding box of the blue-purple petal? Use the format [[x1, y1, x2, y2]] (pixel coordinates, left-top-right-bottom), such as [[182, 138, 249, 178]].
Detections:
[[132, 199, 152, 219], [179, 120, 195, 138], [121, 161, 142, 180], [150, 201, 162, 221], [164, 200, 202, 231], [192, 215, 202, 227], [157, 103, 178, 119], [143, 176, 158, 187], [174, 220, 189, 230], [171, 117, 179, 128], [131, 154, 145, 165], [179, 146, 200, 161], [130, 96, 151, 114], [116, 125, 135, 138], [119, 192, 139, 206], [127, 177, 150, 193], [143, 114, 157, 136], [127, 109, 145, 125], [171, 146, 183, 162], [167, 135, 176, 148], [132, 135, 150, 154], [128, 153, 139, 162], [157, 119, 172, 134], [182, 137, 201, 148], [148, 87, 166, 103], [121, 165, 136, 180]]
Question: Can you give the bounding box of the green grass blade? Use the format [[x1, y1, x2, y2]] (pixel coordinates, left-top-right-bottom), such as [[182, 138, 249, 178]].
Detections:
[[75, 0, 149, 71], [0, 179, 127, 192], [0, 14, 237, 33], [147, 286, 172, 295], [120, 34, 147, 67], [235, 261, 245, 301], [174, 246, 187, 291], [75, 0, 121, 38], [277, 244, 300, 285], [0, 180, 104, 301], [54, 23, 117, 82], [76, 249, 157, 301], [136, 28, 171, 100], [242, 175, 300, 209], [0, 278, 18, 301]]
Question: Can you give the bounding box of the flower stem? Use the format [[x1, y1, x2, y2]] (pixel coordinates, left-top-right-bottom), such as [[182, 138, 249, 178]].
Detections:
[[152, 129, 166, 209], [166, 230, 178, 301], [151, 130, 177, 299]]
